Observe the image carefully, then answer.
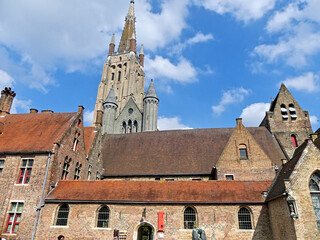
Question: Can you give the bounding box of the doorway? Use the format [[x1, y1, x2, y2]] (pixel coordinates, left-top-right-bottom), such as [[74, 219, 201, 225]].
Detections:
[[137, 225, 153, 240]]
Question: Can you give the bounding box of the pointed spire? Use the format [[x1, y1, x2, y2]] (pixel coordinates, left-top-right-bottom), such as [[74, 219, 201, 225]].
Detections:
[[105, 88, 117, 104], [110, 33, 115, 44], [127, 1, 135, 18], [130, 31, 136, 40], [146, 79, 158, 98], [108, 33, 115, 56], [118, 1, 136, 53], [140, 44, 144, 55]]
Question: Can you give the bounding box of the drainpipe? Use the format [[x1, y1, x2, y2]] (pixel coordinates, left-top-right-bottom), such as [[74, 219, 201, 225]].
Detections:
[[32, 151, 52, 240]]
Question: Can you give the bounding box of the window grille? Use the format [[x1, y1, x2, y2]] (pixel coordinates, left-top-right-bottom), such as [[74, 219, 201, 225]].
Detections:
[[238, 207, 252, 229], [184, 207, 196, 229], [309, 172, 320, 231], [18, 159, 33, 184], [0, 159, 4, 176], [6, 202, 23, 233], [97, 206, 110, 228], [56, 204, 69, 226]]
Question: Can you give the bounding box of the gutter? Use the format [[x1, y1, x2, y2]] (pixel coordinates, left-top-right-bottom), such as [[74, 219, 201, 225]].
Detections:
[[102, 173, 211, 178], [31, 151, 52, 240], [0, 151, 51, 155]]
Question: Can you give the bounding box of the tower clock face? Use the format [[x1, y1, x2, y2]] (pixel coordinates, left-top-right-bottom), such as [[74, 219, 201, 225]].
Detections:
[[128, 108, 133, 114]]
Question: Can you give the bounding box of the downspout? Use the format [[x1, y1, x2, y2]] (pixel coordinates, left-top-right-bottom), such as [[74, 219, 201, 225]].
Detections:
[[32, 151, 52, 240]]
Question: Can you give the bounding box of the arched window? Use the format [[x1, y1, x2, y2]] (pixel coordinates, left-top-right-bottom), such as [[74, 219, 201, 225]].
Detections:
[[280, 104, 288, 120], [184, 207, 196, 229], [239, 144, 248, 159], [118, 71, 121, 81], [122, 122, 126, 134], [111, 73, 114, 81], [56, 204, 69, 226], [289, 103, 297, 120], [134, 120, 138, 133], [74, 162, 82, 180], [128, 120, 132, 133], [97, 206, 110, 228], [238, 207, 252, 229], [291, 134, 298, 147], [61, 157, 71, 180], [309, 172, 320, 231]]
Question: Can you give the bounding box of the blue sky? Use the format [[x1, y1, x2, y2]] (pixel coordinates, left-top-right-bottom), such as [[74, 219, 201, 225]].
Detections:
[[0, 0, 319, 131]]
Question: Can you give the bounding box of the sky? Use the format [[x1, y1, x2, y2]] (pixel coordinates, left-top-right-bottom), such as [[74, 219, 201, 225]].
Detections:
[[0, 0, 319, 131]]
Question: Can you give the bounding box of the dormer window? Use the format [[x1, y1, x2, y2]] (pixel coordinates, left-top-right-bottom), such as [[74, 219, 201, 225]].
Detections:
[[281, 104, 288, 121], [289, 104, 297, 120], [239, 144, 248, 159]]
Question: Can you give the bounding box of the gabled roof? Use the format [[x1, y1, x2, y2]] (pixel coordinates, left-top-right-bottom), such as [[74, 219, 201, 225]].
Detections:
[[0, 112, 77, 153], [102, 127, 285, 176], [83, 127, 97, 156], [46, 180, 271, 204]]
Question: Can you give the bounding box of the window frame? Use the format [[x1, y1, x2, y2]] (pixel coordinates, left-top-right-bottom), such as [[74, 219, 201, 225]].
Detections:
[[6, 202, 24, 234], [238, 207, 253, 230], [87, 165, 92, 180], [239, 144, 248, 160], [225, 174, 234, 180], [17, 159, 34, 184], [55, 203, 70, 226], [61, 157, 71, 180], [96, 205, 110, 228], [183, 206, 197, 229]]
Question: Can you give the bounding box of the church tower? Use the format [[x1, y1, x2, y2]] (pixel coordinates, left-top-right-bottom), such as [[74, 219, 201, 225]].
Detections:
[[260, 83, 313, 157], [96, 1, 159, 134]]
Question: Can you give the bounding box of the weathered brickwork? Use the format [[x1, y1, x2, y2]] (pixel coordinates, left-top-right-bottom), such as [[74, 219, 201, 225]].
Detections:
[[36, 203, 272, 240]]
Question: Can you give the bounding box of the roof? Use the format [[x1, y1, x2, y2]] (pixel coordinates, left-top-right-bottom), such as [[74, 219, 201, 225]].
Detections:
[[102, 127, 286, 176], [83, 127, 97, 156], [145, 79, 157, 98], [0, 112, 77, 152], [46, 180, 271, 204], [266, 140, 309, 201]]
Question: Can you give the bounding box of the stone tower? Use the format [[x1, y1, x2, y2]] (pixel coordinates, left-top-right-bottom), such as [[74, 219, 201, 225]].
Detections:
[[143, 79, 159, 131], [260, 83, 313, 157], [96, 1, 159, 134]]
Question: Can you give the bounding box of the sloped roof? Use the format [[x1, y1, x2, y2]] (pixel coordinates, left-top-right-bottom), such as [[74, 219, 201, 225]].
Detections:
[[83, 127, 97, 156], [0, 112, 77, 152], [46, 180, 271, 203], [266, 140, 309, 201], [102, 127, 285, 176]]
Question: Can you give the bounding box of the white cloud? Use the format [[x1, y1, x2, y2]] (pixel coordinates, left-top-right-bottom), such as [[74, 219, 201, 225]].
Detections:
[[212, 87, 250, 115], [282, 72, 320, 92], [0, 70, 15, 90], [240, 102, 270, 127], [310, 115, 319, 125], [158, 116, 192, 130], [194, 0, 276, 22], [11, 98, 32, 114], [84, 110, 94, 126], [145, 56, 197, 84]]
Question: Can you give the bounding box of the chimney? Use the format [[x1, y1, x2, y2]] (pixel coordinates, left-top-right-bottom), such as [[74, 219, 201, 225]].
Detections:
[[78, 105, 84, 113], [30, 108, 38, 114], [0, 87, 16, 116], [95, 110, 103, 128], [281, 159, 288, 166], [41, 110, 54, 113], [236, 118, 243, 129]]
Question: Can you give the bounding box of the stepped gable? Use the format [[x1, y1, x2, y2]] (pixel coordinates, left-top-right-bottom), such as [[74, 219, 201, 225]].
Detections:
[[83, 127, 96, 156], [0, 112, 77, 152], [102, 127, 286, 176], [46, 180, 272, 203]]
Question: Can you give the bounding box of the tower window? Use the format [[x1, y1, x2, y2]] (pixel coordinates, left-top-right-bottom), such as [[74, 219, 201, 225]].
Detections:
[[111, 73, 114, 81], [128, 120, 132, 133], [134, 120, 138, 133], [291, 134, 298, 147], [184, 207, 197, 229], [239, 144, 248, 159], [122, 121, 127, 134], [289, 104, 297, 120], [280, 104, 288, 121], [309, 172, 320, 231], [238, 207, 253, 229], [118, 71, 121, 81]]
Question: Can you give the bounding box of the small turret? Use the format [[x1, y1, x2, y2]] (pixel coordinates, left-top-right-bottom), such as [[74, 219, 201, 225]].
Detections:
[[130, 32, 137, 53], [102, 88, 118, 134], [139, 44, 144, 66], [143, 79, 159, 131], [108, 33, 115, 56], [0, 87, 16, 117]]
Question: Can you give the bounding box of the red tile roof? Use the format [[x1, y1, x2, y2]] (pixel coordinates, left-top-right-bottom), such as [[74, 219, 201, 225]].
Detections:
[[0, 112, 77, 152], [46, 180, 271, 203], [83, 127, 96, 156]]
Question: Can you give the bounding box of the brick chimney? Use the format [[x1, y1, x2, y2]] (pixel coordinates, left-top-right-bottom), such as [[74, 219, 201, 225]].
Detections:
[[0, 87, 16, 116], [236, 118, 243, 129]]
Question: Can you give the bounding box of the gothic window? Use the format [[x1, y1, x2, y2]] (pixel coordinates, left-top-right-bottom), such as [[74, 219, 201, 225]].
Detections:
[[111, 73, 114, 81], [87, 165, 92, 180], [239, 144, 248, 159], [62, 157, 71, 180], [96, 171, 100, 180], [72, 131, 80, 152], [128, 120, 132, 133], [74, 162, 82, 180], [97, 206, 110, 228], [280, 104, 288, 120], [291, 134, 298, 147], [18, 159, 33, 184], [238, 207, 252, 229], [0, 159, 4, 176], [6, 202, 23, 233], [122, 121, 127, 134], [289, 103, 297, 120], [56, 204, 69, 226], [118, 71, 121, 81], [309, 172, 320, 231], [184, 207, 197, 229], [134, 120, 138, 132]]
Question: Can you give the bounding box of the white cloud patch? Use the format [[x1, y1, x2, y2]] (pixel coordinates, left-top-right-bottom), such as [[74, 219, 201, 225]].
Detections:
[[84, 110, 94, 126], [282, 72, 320, 92], [11, 98, 32, 114], [0, 70, 15, 90], [310, 115, 319, 125], [194, 0, 276, 22], [240, 102, 270, 126], [145, 56, 197, 84], [158, 116, 192, 130], [212, 87, 250, 115]]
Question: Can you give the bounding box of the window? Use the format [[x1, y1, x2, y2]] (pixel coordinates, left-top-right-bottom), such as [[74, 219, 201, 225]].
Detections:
[[97, 206, 110, 228], [61, 157, 71, 180], [56, 204, 69, 226], [291, 134, 298, 147], [96, 171, 100, 180], [74, 162, 82, 180], [225, 174, 234, 180], [87, 165, 92, 180], [18, 159, 33, 184], [239, 144, 248, 159], [77, 119, 82, 127], [238, 207, 252, 229], [280, 104, 288, 120], [118, 71, 121, 81], [0, 159, 4, 176], [72, 132, 80, 152], [184, 207, 196, 229], [134, 120, 138, 133], [309, 172, 320, 231], [128, 120, 132, 133], [6, 202, 23, 233], [111, 73, 115, 81], [289, 103, 297, 120], [122, 121, 126, 134]]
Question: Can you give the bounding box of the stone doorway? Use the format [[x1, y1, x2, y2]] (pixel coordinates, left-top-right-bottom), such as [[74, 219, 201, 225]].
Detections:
[[137, 224, 154, 240]]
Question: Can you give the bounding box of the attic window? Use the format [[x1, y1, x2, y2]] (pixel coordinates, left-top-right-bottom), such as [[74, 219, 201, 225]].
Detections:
[[239, 144, 248, 159], [289, 104, 297, 120], [281, 104, 288, 120]]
